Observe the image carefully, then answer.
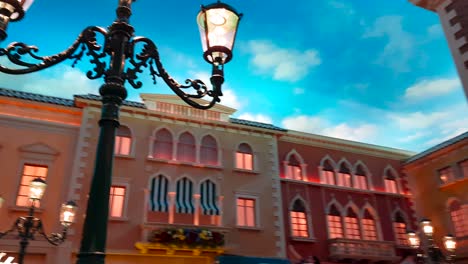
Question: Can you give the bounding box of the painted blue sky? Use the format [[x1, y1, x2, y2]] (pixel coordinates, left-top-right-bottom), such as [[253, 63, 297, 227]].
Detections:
[[1, 0, 467, 152]]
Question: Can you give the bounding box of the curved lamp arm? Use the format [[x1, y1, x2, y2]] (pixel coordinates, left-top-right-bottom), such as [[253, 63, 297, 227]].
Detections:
[[0, 218, 20, 239], [36, 219, 68, 246]]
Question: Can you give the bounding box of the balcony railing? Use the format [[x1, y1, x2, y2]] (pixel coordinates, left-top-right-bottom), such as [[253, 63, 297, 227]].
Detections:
[[329, 238, 399, 261]]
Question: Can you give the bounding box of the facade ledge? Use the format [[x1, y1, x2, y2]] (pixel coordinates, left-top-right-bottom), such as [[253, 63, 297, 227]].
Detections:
[[141, 222, 231, 233], [235, 225, 262, 231], [328, 238, 398, 262], [115, 154, 135, 160], [109, 217, 129, 222], [439, 178, 468, 190], [8, 206, 44, 213], [290, 237, 316, 243], [233, 168, 260, 175], [146, 157, 223, 170], [135, 242, 224, 256]]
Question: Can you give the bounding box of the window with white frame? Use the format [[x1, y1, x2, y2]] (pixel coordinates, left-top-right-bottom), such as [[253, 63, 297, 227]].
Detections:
[[152, 128, 173, 160], [286, 154, 303, 180], [149, 175, 169, 212], [438, 166, 454, 185], [337, 163, 352, 187], [449, 200, 468, 237], [327, 205, 343, 238], [384, 170, 399, 194], [109, 185, 126, 218], [345, 209, 360, 239], [16, 164, 48, 207], [290, 199, 309, 237], [354, 165, 368, 190], [200, 135, 218, 166], [322, 160, 335, 185], [362, 209, 377, 240], [393, 212, 409, 246], [459, 159, 468, 178], [236, 197, 256, 227], [200, 180, 219, 215], [115, 125, 132, 156], [176, 132, 196, 163], [235, 143, 253, 170], [175, 177, 194, 214]]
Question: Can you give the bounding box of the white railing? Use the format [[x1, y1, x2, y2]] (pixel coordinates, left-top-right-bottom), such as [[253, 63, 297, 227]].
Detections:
[[329, 238, 398, 261]]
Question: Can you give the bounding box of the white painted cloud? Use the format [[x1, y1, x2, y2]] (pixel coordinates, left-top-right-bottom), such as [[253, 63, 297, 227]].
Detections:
[[238, 113, 273, 124], [328, 0, 355, 16], [282, 115, 378, 142], [404, 78, 460, 101], [0, 64, 97, 98], [388, 111, 450, 130], [427, 24, 443, 39], [243, 40, 321, 82], [363, 16, 415, 72]]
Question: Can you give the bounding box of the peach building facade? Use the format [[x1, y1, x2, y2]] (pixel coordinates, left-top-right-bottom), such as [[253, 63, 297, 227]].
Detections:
[[0, 88, 287, 264], [278, 131, 417, 263], [403, 132, 468, 262]]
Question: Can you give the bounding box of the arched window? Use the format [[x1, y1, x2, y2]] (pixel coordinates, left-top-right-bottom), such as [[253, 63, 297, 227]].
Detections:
[[236, 143, 253, 170], [337, 163, 352, 187], [384, 169, 399, 194], [362, 209, 377, 240], [200, 135, 218, 166], [200, 180, 219, 215], [327, 205, 343, 238], [449, 200, 468, 237], [150, 175, 169, 212], [153, 128, 173, 159], [177, 132, 196, 162], [290, 199, 309, 237], [393, 211, 409, 245], [354, 164, 368, 190], [115, 125, 132, 156], [323, 160, 335, 185], [175, 177, 194, 214], [286, 154, 303, 180], [345, 208, 360, 239]]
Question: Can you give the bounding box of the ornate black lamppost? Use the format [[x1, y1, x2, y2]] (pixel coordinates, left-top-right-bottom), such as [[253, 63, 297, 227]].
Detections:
[[0, 178, 77, 264], [0, 1, 241, 263], [407, 219, 457, 263]]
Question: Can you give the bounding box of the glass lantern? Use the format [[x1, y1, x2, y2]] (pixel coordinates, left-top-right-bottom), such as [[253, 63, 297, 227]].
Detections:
[[407, 231, 420, 249], [420, 219, 434, 237], [60, 201, 77, 227], [443, 235, 456, 252], [29, 178, 47, 201]]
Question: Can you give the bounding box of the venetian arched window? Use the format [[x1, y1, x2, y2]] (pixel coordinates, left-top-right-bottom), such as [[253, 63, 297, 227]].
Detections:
[[149, 175, 169, 212], [354, 164, 368, 190], [200, 179, 219, 215], [290, 199, 309, 237], [327, 205, 343, 238], [286, 154, 303, 180], [177, 132, 196, 162], [115, 125, 132, 156], [384, 169, 399, 194], [175, 177, 194, 214], [337, 162, 352, 187], [362, 209, 377, 240], [449, 200, 468, 237], [153, 128, 173, 159], [393, 211, 409, 246], [345, 208, 360, 239], [323, 159, 335, 185], [200, 135, 218, 166]]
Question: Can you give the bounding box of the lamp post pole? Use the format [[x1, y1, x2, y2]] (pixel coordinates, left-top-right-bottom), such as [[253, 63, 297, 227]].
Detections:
[[0, 1, 241, 263]]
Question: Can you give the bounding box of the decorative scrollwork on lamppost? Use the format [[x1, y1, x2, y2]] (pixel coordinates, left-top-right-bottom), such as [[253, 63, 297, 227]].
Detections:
[[0, 1, 242, 264], [407, 218, 457, 264], [0, 178, 77, 264]]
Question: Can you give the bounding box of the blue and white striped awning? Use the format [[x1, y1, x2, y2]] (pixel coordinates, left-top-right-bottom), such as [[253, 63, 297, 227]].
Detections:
[[176, 177, 194, 214], [200, 180, 219, 215], [150, 175, 169, 212]]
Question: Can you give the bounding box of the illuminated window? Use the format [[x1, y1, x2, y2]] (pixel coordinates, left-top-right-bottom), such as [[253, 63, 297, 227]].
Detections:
[[290, 199, 308, 237], [449, 200, 468, 237], [322, 160, 335, 185], [438, 167, 454, 185], [177, 132, 196, 162], [327, 205, 343, 238], [362, 210, 377, 240], [109, 186, 126, 218], [337, 163, 352, 187], [459, 159, 468, 178], [345, 209, 360, 239], [200, 135, 218, 166], [237, 197, 256, 227], [16, 164, 48, 207], [236, 143, 253, 170], [286, 154, 303, 180], [393, 212, 409, 246], [384, 170, 399, 194], [115, 125, 132, 156], [354, 165, 368, 190], [153, 128, 173, 159]]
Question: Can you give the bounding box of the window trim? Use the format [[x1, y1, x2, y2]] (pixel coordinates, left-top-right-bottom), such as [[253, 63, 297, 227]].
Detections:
[[15, 163, 49, 208], [109, 180, 130, 221], [289, 196, 314, 239], [114, 124, 136, 158], [149, 127, 174, 161], [234, 142, 255, 171], [235, 193, 260, 229]]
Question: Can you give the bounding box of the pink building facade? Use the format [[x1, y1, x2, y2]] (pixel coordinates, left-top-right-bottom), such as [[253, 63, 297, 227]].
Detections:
[[278, 131, 417, 263]]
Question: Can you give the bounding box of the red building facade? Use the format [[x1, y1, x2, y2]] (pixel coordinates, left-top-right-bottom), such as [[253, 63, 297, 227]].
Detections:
[[278, 131, 416, 263]]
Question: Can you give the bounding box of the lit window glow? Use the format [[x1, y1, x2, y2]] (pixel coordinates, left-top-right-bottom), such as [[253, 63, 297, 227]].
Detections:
[[362, 218, 377, 240], [450, 202, 468, 237], [355, 175, 368, 190], [16, 164, 48, 207], [345, 216, 360, 239], [287, 165, 302, 180], [337, 173, 352, 187], [236, 143, 254, 170], [237, 198, 256, 227], [290, 211, 308, 237], [384, 179, 398, 194], [323, 170, 335, 185], [439, 167, 454, 185], [109, 186, 126, 218], [327, 215, 344, 238]]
